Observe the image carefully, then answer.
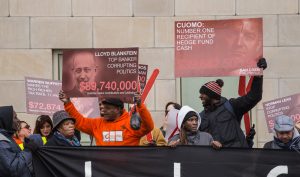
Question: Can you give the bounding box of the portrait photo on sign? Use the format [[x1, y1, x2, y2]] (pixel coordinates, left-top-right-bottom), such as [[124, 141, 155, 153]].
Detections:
[[62, 48, 139, 103], [175, 18, 263, 77]]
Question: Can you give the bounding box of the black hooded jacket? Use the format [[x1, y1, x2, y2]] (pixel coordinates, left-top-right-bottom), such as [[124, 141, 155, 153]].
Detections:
[[0, 106, 14, 132], [199, 76, 263, 148], [0, 106, 33, 177]]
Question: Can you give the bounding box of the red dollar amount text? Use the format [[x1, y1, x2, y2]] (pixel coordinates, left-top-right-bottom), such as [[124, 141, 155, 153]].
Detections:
[[80, 81, 137, 92], [28, 101, 62, 111]]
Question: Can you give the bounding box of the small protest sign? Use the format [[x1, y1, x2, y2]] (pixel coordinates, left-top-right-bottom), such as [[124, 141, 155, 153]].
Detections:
[[263, 93, 300, 132]]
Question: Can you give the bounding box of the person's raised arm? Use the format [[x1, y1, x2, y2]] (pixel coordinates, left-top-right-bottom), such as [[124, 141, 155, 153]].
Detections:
[[230, 58, 267, 119], [59, 90, 97, 135]]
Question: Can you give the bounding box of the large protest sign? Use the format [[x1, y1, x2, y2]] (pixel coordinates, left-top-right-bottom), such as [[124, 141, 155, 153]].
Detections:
[[26, 77, 100, 117], [33, 146, 300, 177], [263, 93, 300, 132], [62, 48, 139, 103], [25, 77, 63, 115], [175, 18, 263, 77]]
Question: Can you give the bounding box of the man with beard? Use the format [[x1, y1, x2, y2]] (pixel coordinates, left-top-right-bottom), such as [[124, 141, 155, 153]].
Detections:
[[264, 115, 300, 150], [198, 58, 267, 148]]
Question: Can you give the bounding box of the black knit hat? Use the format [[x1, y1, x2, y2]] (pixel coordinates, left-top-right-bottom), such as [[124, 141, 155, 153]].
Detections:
[[182, 111, 198, 126], [102, 98, 124, 109], [199, 79, 224, 100]]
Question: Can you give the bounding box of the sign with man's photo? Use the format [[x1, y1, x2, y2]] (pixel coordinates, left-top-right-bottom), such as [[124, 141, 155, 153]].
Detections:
[[62, 48, 139, 103], [263, 93, 300, 132], [175, 18, 263, 77]]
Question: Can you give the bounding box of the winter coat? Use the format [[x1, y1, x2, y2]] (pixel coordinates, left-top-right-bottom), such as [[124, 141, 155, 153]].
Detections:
[[139, 127, 167, 146], [264, 128, 300, 150], [0, 106, 33, 177], [169, 106, 213, 146], [65, 102, 154, 146], [45, 132, 80, 147], [28, 134, 47, 147], [199, 76, 263, 148]]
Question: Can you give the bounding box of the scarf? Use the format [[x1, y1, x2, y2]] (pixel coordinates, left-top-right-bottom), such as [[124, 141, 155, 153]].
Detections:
[[274, 136, 300, 150], [54, 131, 80, 147]]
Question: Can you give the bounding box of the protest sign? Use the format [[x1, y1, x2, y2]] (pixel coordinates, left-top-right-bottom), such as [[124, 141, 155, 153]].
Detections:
[[175, 18, 263, 77], [25, 77, 63, 115], [26, 77, 100, 117], [138, 64, 148, 91], [263, 93, 300, 132], [62, 48, 139, 103]]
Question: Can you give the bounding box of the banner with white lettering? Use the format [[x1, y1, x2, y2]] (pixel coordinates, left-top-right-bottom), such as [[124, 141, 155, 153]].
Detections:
[[175, 18, 263, 77], [25, 77, 100, 117], [62, 48, 139, 103], [138, 64, 148, 91], [25, 77, 63, 115], [33, 146, 300, 177]]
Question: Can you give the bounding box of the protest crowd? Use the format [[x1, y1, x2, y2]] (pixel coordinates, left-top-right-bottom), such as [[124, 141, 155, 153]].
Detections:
[[1, 56, 300, 177]]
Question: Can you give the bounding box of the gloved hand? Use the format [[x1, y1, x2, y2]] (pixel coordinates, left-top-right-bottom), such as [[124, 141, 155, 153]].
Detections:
[[59, 90, 71, 104], [24, 138, 39, 153], [130, 111, 141, 130], [257, 58, 267, 70], [246, 124, 256, 148], [133, 92, 142, 107], [148, 140, 157, 146]]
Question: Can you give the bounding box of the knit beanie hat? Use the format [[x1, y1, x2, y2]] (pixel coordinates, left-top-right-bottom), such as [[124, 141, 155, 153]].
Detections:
[[182, 111, 198, 126], [199, 79, 224, 100]]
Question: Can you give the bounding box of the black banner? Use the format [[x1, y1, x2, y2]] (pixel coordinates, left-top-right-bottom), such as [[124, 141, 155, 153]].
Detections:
[[33, 146, 300, 177]]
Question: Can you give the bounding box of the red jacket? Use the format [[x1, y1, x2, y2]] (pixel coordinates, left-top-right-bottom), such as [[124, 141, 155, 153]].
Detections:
[[65, 102, 154, 146]]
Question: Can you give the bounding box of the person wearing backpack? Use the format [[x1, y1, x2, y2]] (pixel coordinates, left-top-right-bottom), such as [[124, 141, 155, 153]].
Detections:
[[198, 58, 267, 148]]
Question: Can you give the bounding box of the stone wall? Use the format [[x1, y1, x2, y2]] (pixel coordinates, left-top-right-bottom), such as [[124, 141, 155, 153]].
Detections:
[[1, 0, 300, 147]]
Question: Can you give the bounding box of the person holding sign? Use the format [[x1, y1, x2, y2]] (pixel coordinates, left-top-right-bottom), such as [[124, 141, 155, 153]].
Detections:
[[65, 51, 97, 97], [59, 90, 154, 146], [263, 115, 300, 150], [198, 58, 267, 148]]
